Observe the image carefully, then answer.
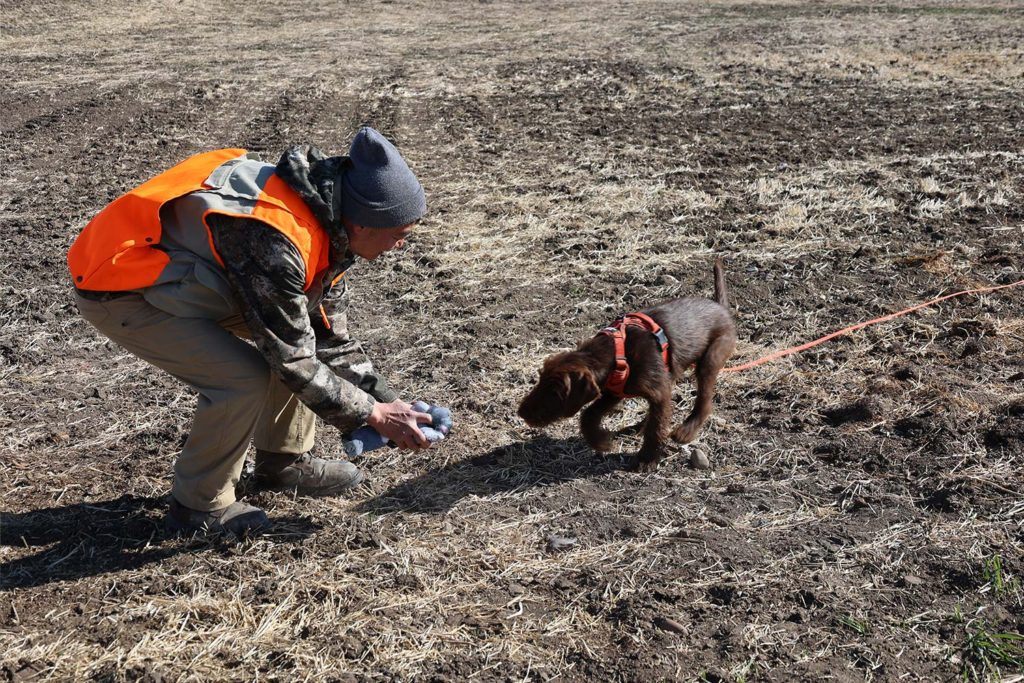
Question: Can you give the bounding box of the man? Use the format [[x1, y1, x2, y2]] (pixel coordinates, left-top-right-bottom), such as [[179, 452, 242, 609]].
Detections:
[[68, 127, 434, 536]]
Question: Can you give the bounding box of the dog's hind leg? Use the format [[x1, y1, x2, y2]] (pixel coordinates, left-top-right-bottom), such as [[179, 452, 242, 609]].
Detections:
[[672, 332, 735, 444], [580, 393, 622, 453]]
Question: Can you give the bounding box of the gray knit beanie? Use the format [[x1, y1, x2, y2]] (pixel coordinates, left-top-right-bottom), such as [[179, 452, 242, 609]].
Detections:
[[339, 127, 426, 229]]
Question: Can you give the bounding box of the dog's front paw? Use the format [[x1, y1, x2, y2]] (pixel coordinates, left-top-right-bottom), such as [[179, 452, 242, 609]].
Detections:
[[585, 429, 615, 453], [630, 451, 661, 473]]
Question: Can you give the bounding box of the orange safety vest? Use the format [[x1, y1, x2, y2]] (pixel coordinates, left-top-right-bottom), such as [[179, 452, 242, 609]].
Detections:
[[67, 149, 331, 292]]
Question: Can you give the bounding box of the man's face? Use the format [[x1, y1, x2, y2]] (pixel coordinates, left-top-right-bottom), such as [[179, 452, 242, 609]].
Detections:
[[345, 222, 415, 260]]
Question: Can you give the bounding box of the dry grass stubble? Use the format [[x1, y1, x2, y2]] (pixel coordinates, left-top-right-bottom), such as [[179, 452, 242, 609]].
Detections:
[[2, 0, 1023, 680]]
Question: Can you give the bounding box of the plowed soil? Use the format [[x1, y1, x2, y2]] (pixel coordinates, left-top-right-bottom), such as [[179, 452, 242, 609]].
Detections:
[[1, 1, 1022, 681]]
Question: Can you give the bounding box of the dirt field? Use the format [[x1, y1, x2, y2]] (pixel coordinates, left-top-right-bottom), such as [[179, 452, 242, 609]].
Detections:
[[2, 0, 1023, 680]]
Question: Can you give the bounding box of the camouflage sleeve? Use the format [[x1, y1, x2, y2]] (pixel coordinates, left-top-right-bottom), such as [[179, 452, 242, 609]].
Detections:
[[309, 281, 399, 403], [207, 215, 375, 432]]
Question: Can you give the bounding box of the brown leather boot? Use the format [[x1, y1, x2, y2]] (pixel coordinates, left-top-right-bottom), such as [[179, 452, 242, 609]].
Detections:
[[165, 497, 270, 537], [254, 450, 365, 496]]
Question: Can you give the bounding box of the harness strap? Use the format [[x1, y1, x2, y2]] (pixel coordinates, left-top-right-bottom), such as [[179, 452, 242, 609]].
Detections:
[[600, 325, 631, 396], [598, 312, 671, 398]]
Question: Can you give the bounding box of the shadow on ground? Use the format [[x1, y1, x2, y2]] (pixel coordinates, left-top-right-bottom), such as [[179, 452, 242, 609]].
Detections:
[[358, 435, 623, 514], [0, 494, 321, 591]]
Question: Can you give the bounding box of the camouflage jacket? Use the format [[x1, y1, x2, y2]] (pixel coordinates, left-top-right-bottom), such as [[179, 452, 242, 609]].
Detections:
[[209, 216, 396, 434], [204, 145, 397, 433]]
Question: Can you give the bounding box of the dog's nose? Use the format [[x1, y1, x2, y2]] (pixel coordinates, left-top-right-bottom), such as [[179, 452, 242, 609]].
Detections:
[[517, 404, 540, 426]]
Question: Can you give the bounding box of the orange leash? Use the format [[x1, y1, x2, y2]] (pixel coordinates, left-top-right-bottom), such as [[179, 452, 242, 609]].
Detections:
[[722, 278, 1024, 374]]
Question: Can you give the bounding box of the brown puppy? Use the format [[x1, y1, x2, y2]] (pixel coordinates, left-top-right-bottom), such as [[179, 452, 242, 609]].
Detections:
[[518, 260, 736, 472]]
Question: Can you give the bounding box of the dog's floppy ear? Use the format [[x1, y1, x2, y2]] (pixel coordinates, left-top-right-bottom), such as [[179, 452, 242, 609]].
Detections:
[[564, 368, 600, 413]]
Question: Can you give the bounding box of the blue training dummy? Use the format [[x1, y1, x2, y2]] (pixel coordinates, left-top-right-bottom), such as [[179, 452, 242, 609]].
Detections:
[[343, 401, 453, 458]]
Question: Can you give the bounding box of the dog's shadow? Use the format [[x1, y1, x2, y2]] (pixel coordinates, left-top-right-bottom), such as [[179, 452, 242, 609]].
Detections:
[[1, 494, 321, 591], [358, 435, 623, 515]]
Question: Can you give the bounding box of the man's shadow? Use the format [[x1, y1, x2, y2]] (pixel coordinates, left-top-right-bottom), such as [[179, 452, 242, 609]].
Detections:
[[358, 435, 624, 515], [1, 495, 321, 592]]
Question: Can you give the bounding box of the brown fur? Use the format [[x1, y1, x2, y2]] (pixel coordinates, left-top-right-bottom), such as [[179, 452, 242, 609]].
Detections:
[[518, 260, 737, 472]]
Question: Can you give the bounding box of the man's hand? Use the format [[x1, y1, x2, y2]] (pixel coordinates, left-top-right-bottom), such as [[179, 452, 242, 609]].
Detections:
[[366, 400, 433, 450]]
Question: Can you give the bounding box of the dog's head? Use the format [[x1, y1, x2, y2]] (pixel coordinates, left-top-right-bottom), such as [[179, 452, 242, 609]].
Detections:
[[517, 352, 601, 428]]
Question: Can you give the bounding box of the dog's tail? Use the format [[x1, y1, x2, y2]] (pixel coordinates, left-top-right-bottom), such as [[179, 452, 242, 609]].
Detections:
[[713, 258, 729, 310]]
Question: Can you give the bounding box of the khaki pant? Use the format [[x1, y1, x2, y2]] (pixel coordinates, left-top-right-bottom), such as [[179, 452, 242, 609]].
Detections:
[[76, 292, 315, 511]]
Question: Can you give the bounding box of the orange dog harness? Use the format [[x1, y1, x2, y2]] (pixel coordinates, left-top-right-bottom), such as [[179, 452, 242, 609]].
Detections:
[[598, 312, 671, 397]]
